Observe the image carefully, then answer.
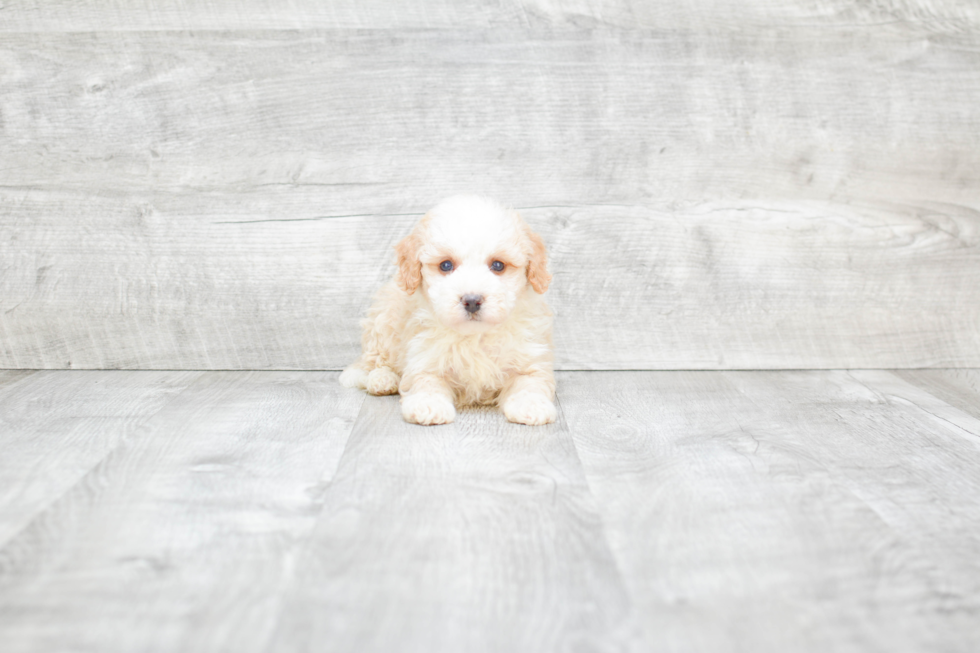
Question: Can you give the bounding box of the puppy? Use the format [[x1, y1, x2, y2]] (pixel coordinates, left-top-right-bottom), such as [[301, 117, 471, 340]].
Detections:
[[340, 195, 556, 426]]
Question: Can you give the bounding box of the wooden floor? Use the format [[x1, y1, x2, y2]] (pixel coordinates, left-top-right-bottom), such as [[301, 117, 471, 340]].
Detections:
[[1, 369, 978, 652]]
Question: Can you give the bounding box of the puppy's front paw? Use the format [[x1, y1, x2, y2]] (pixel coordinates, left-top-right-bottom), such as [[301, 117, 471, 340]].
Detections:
[[366, 367, 400, 396], [502, 392, 557, 425], [401, 393, 456, 425], [339, 366, 367, 389]]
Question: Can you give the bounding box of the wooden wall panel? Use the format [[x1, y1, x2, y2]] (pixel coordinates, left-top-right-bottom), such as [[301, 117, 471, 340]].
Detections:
[[2, 26, 979, 369], [2, 1, 977, 32], [2, 30, 978, 205], [3, 191, 977, 370]]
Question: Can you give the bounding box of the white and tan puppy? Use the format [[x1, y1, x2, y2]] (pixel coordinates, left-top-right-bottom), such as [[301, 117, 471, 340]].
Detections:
[[340, 195, 556, 426]]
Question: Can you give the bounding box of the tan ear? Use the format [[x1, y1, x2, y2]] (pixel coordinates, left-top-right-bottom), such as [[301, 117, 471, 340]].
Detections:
[[394, 231, 423, 294], [525, 226, 551, 294]]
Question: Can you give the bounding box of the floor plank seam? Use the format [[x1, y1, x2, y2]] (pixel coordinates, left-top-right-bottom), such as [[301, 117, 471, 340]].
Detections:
[[552, 390, 641, 632], [0, 371, 204, 552], [258, 387, 367, 653]]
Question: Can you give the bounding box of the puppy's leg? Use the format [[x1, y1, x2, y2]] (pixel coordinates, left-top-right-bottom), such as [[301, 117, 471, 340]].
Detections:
[[400, 374, 456, 425], [365, 365, 400, 395], [499, 371, 557, 425], [342, 281, 411, 394], [340, 359, 400, 395], [339, 360, 369, 389]]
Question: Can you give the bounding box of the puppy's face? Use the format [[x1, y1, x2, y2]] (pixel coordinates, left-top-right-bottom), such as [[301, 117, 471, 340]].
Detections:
[[395, 196, 550, 334]]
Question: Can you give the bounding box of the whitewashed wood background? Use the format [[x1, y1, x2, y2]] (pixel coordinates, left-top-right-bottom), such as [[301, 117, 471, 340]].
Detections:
[[2, 1, 979, 370]]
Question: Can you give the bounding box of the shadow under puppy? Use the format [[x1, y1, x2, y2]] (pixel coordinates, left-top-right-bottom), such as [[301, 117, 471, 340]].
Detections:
[[340, 195, 556, 425]]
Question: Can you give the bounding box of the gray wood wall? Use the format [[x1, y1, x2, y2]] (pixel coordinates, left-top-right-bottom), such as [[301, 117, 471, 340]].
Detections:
[[2, 2, 979, 370]]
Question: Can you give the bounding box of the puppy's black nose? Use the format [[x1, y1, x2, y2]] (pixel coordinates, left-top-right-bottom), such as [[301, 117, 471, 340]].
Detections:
[[462, 294, 483, 314]]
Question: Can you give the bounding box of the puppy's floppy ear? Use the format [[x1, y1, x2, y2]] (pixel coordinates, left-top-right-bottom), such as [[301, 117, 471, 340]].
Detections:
[[395, 230, 423, 294], [523, 221, 551, 294]]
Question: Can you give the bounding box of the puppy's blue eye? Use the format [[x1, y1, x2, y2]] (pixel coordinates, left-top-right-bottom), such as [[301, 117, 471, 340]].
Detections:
[[439, 260, 454, 272], [490, 260, 505, 272]]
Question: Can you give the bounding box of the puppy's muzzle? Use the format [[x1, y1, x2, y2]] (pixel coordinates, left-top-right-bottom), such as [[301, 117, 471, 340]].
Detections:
[[461, 294, 483, 314]]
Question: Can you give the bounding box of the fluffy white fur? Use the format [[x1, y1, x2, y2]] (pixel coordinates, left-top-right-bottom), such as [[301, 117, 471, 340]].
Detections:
[[340, 195, 556, 426]]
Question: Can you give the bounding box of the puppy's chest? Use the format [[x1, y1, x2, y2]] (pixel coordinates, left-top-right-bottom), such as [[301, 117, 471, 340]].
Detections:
[[417, 332, 519, 391]]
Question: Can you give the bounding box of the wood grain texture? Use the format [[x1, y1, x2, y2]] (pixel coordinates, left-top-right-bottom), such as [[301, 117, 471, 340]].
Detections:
[[2, 192, 978, 370], [0, 371, 363, 653], [270, 394, 632, 653], [854, 369, 980, 439], [893, 369, 980, 421], [2, 29, 977, 204], [547, 201, 980, 369], [2, 369, 979, 651], [0, 370, 197, 546], [1, 0, 978, 32], [2, 27, 979, 370], [559, 370, 980, 653], [0, 370, 36, 389]]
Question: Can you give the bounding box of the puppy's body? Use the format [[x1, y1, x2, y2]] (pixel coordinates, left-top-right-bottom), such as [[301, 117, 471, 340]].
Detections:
[[340, 196, 556, 425]]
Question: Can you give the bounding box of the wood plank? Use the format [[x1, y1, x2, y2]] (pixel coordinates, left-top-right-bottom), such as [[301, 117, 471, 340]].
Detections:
[[0, 370, 37, 389], [2, 192, 978, 370], [2, 29, 977, 206], [893, 369, 980, 421], [1, 1, 977, 32], [270, 394, 633, 653], [0, 370, 198, 546], [851, 369, 980, 441], [0, 371, 364, 653], [560, 370, 980, 652], [547, 201, 980, 370], [0, 188, 390, 370]]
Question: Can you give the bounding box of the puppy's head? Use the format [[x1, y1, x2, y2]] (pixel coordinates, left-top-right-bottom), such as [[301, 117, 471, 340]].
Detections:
[[395, 195, 550, 333]]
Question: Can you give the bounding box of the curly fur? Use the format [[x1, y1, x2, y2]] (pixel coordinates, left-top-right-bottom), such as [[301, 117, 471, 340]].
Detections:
[[340, 195, 556, 425]]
